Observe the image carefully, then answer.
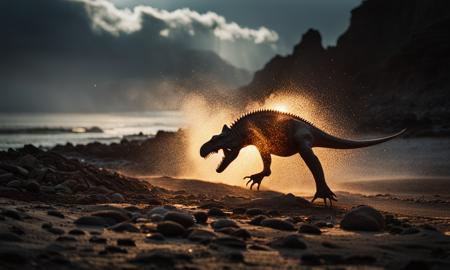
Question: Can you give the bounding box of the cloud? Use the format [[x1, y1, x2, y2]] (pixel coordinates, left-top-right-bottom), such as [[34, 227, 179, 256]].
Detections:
[[77, 0, 278, 44]]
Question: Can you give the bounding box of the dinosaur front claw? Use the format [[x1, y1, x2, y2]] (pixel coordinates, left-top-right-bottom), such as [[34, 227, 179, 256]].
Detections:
[[244, 174, 264, 190], [311, 188, 337, 207]]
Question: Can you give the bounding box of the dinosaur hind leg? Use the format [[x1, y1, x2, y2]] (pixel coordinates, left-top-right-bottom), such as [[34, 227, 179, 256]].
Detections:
[[296, 140, 337, 206]]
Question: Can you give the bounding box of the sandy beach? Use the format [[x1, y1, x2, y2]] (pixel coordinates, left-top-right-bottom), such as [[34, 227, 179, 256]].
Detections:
[[1, 142, 449, 269]]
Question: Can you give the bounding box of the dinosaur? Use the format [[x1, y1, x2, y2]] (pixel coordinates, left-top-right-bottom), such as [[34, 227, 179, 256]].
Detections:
[[200, 109, 406, 206]]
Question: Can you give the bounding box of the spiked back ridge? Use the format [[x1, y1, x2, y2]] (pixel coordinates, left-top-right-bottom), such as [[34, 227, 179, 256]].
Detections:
[[229, 109, 321, 131]]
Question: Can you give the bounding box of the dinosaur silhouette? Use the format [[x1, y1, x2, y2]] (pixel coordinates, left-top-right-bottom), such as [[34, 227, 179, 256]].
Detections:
[[200, 109, 406, 206]]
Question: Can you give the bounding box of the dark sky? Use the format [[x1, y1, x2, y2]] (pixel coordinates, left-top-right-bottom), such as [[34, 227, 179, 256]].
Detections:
[[112, 0, 361, 57], [0, 0, 362, 112]]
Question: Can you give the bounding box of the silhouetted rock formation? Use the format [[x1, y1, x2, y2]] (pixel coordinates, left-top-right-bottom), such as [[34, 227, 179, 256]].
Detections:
[[241, 0, 450, 134]]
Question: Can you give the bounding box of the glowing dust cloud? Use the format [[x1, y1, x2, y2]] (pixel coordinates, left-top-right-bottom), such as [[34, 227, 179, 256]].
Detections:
[[179, 91, 362, 195]]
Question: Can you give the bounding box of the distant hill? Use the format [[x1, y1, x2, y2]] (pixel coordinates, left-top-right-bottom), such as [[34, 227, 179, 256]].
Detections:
[[0, 0, 251, 112], [240, 0, 450, 134]]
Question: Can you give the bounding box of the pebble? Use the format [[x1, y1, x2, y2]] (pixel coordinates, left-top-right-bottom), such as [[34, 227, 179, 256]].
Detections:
[[157, 221, 186, 237], [2, 209, 24, 220], [89, 236, 107, 244], [109, 222, 140, 233], [110, 193, 125, 202], [322, 241, 340, 249], [104, 245, 127, 254], [74, 216, 110, 227], [150, 214, 164, 222], [246, 208, 264, 216], [0, 247, 29, 264], [188, 229, 217, 243], [193, 211, 208, 224], [163, 211, 195, 228], [299, 223, 322, 235], [130, 250, 192, 266], [24, 180, 40, 193], [47, 210, 65, 219], [47, 227, 65, 235], [260, 218, 296, 231], [207, 207, 226, 217], [232, 208, 246, 215], [249, 215, 267, 225], [147, 205, 177, 216], [210, 236, 246, 250], [211, 219, 239, 230], [340, 205, 385, 231], [91, 210, 129, 224], [117, 238, 136, 246], [56, 236, 77, 242], [6, 180, 22, 189], [0, 232, 22, 242], [145, 232, 165, 241], [68, 229, 85, 235], [270, 235, 307, 249], [301, 254, 323, 265], [401, 227, 420, 235], [232, 229, 251, 240]]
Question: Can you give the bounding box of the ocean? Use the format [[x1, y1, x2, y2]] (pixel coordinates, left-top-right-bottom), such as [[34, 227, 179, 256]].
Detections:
[[0, 111, 184, 150]]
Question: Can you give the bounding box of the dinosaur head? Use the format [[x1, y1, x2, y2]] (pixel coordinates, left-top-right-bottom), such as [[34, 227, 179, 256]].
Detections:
[[200, 124, 241, 173]]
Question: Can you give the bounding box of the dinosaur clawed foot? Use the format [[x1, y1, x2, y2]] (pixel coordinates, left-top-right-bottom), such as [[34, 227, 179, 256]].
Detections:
[[311, 188, 337, 207], [244, 174, 264, 190]]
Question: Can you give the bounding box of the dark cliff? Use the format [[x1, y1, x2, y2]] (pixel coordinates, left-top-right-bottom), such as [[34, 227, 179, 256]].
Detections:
[[240, 0, 450, 133]]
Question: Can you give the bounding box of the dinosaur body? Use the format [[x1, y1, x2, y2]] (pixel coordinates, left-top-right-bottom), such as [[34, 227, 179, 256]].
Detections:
[[200, 110, 406, 205]]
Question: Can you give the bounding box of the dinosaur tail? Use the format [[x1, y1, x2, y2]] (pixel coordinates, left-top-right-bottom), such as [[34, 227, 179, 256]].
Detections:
[[314, 129, 407, 149]]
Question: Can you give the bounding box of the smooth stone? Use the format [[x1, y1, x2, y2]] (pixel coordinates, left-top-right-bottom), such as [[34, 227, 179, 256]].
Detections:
[[1, 209, 23, 220], [0, 232, 22, 242], [193, 211, 208, 224], [47, 227, 65, 235], [299, 223, 322, 235], [249, 215, 267, 225], [207, 207, 226, 217], [340, 205, 385, 232], [147, 205, 177, 216], [104, 245, 127, 253], [232, 229, 251, 240], [75, 216, 110, 227], [130, 250, 191, 265], [163, 211, 195, 228], [211, 219, 239, 230], [109, 222, 140, 233], [56, 236, 77, 242], [150, 214, 164, 222], [210, 237, 246, 250], [0, 173, 14, 184], [246, 208, 264, 216], [68, 229, 85, 235], [91, 210, 129, 224], [145, 232, 165, 241], [270, 235, 307, 249], [0, 247, 29, 264], [157, 221, 186, 237], [117, 238, 136, 246], [47, 210, 65, 219], [110, 193, 125, 202], [261, 218, 296, 231], [89, 236, 107, 244], [24, 181, 40, 193], [301, 254, 323, 265], [188, 229, 217, 243], [232, 208, 247, 215], [6, 180, 22, 189]]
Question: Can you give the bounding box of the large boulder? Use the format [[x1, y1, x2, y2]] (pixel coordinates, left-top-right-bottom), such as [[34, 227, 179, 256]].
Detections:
[[340, 205, 385, 231]]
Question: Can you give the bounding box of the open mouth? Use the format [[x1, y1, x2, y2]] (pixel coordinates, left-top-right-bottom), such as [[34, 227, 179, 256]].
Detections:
[[203, 148, 231, 171]]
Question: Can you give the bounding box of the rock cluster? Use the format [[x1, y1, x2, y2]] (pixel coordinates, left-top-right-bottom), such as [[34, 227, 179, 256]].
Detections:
[[0, 145, 151, 203]]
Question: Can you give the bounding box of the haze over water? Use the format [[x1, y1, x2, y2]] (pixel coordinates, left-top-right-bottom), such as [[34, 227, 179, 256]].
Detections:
[[0, 111, 184, 150]]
